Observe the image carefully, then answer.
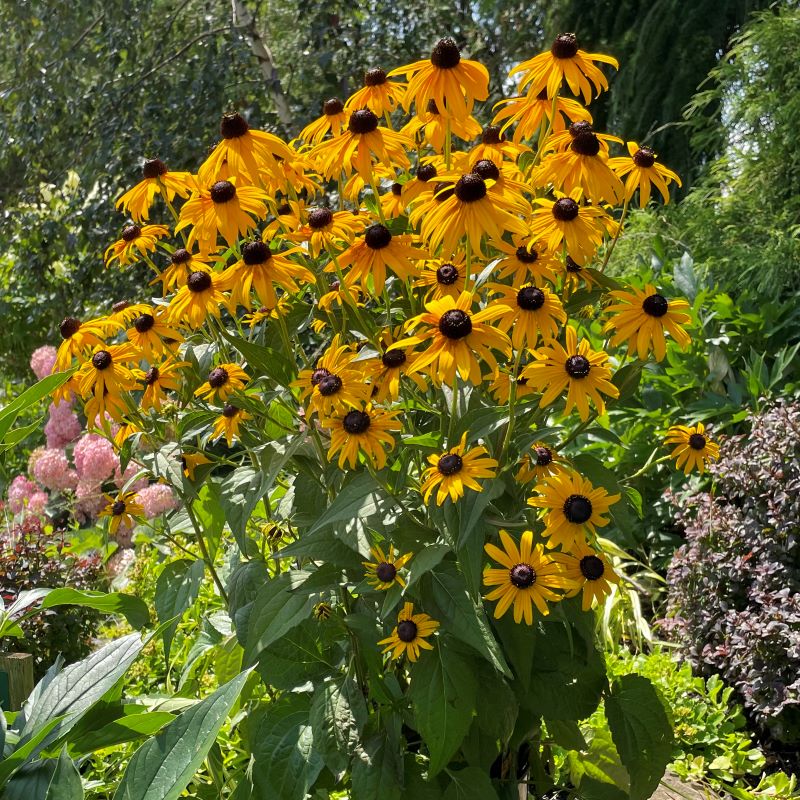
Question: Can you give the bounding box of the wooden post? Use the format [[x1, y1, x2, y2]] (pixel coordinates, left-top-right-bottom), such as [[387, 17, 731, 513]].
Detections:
[[0, 653, 35, 711]]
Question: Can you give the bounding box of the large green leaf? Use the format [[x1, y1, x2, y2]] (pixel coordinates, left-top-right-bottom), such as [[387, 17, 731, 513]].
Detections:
[[350, 732, 403, 800], [193, 481, 226, 560], [307, 471, 387, 535], [113, 670, 251, 800], [256, 620, 334, 691], [0, 718, 65, 788], [221, 330, 295, 386], [45, 748, 84, 800], [40, 589, 149, 630], [68, 711, 175, 754], [0, 371, 74, 445], [409, 647, 477, 776], [605, 675, 673, 800], [309, 677, 367, 775], [154, 559, 205, 663], [442, 766, 499, 800]]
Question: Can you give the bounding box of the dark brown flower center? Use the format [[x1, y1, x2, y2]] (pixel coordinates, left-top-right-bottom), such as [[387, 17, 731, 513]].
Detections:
[[188, 270, 212, 292], [220, 112, 249, 139], [364, 224, 392, 250], [343, 410, 371, 434], [553, 198, 580, 221], [510, 563, 536, 588], [417, 163, 438, 182], [571, 131, 601, 157], [172, 248, 191, 264], [481, 125, 504, 144], [516, 245, 539, 264], [349, 108, 379, 134], [563, 494, 593, 523], [439, 309, 472, 339], [438, 453, 463, 476], [689, 433, 707, 450], [311, 367, 331, 386], [222, 404, 238, 418], [580, 555, 605, 580], [133, 313, 155, 333], [551, 33, 579, 60], [430, 37, 461, 69], [364, 68, 387, 86], [323, 97, 344, 116], [242, 240, 271, 265], [308, 207, 333, 229], [208, 367, 229, 388], [569, 121, 594, 138], [397, 619, 418, 642], [382, 349, 407, 368], [144, 366, 159, 385], [142, 158, 167, 179], [318, 374, 343, 396], [210, 180, 236, 204], [92, 350, 113, 370], [376, 562, 397, 582], [121, 224, 141, 242], [565, 354, 591, 378], [455, 173, 487, 203], [276, 202, 292, 215], [633, 147, 656, 168], [642, 293, 668, 317], [472, 159, 500, 181], [436, 263, 459, 286], [534, 446, 553, 466], [112, 300, 130, 313], [434, 182, 454, 202], [565, 256, 582, 273], [60, 317, 81, 339], [391, 182, 403, 196], [517, 286, 545, 311], [112, 501, 127, 516]]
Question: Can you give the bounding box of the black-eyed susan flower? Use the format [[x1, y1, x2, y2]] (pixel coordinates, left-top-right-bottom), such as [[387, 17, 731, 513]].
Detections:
[[420, 433, 498, 506], [76, 343, 140, 423], [487, 368, 537, 405], [114, 420, 141, 450], [167, 268, 228, 330], [220, 239, 313, 311], [151, 247, 209, 295], [483, 530, 566, 624], [99, 491, 144, 535], [469, 125, 530, 165], [330, 223, 426, 295], [288, 206, 367, 258], [552, 539, 620, 611], [489, 283, 566, 348], [603, 284, 692, 361], [609, 142, 682, 207], [177, 178, 271, 254], [104, 223, 170, 268], [107, 301, 151, 328], [138, 358, 188, 412], [510, 33, 619, 103], [528, 193, 608, 263], [55, 315, 122, 372], [311, 108, 411, 181], [317, 280, 365, 314], [492, 91, 593, 143], [313, 602, 333, 620], [381, 182, 407, 219], [494, 236, 559, 287], [515, 443, 566, 485], [562, 255, 598, 294], [345, 68, 406, 116], [362, 544, 413, 590], [528, 472, 620, 550], [415, 256, 467, 300], [401, 158, 444, 204], [300, 98, 348, 145], [520, 325, 619, 420], [265, 198, 308, 237], [115, 158, 194, 223], [664, 423, 720, 475], [212, 404, 252, 446], [321, 404, 402, 470], [365, 329, 426, 403], [390, 37, 489, 123], [378, 601, 439, 662], [182, 452, 212, 481], [395, 291, 511, 385], [242, 300, 291, 327], [195, 363, 249, 404], [400, 99, 483, 153], [540, 121, 619, 157], [126, 306, 184, 361]]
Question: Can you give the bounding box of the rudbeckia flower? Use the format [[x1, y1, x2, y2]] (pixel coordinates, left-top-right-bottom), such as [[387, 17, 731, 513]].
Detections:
[[126, 306, 184, 361], [608, 142, 682, 206], [515, 443, 567, 485], [182, 452, 212, 481], [528, 472, 620, 550], [212, 404, 252, 447], [390, 37, 489, 122], [321, 404, 402, 470], [489, 283, 567, 348], [55, 315, 122, 372], [487, 368, 537, 405], [420, 433, 498, 505], [99, 491, 144, 535], [520, 325, 619, 420], [528, 193, 608, 264], [104, 223, 170, 268], [401, 159, 444, 204], [76, 343, 140, 423], [288, 206, 367, 258], [107, 301, 151, 328], [561, 255, 598, 294], [552, 540, 620, 611], [166, 269, 228, 329], [115, 158, 194, 223], [363, 328, 426, 403], [300, 98, 348, 145], [415, 256, 467, 300], [493, 236, 559, 287], [378, 602, 439, 662], [345, 68, 406, 116], [150, 248, 209, 296], [138, 358, 188, 412], [362, 544, 413, 591], [400, 99, 482, 153], [492, 91, 593, 143], [380, 182, 407, 219], [603, 284, 692, 361], [194, 363, 249, 403], [664, 423, 720, 475], [510, 33, 619, 103], [469, 125, 530, 165], [483, 530, 566, 624], [395, 290, 511, 385]]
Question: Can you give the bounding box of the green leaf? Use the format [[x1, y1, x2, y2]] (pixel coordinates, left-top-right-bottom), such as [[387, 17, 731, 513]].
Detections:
[[113, 670, 251, 800], [404, 545, 450, 590], [221, 330, 295, 386], [545, 718, 588, 752], [409, 647, 477, 776], [40, 589, 149, 630], [605, 674, 673, 800], [45, 748, 83, 800], [309, 677, 366, 775], [277, 527, 363, 570], [350, 733, 403, 800], [250, 694, 323, 800], [474, 663, 517, 743], [0, 371, 74, 445], [256, 620, 334, 691], [194, 482, 226, 560], [307, 471, 387, 535], [442, 767, 499, 800], [154, 559, 205, 663], [0, 718, 65, 788], [403, 756, 444, 799], [69, 711, 175, 754]]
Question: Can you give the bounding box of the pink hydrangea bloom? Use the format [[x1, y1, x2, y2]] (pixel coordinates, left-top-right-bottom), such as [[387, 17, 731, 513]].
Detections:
[[30, 346, 57, 380], [26, 491, 49, 516], [27, 447, 46, 475], [32, 449, 78, 492], [73, 434, 117, 482], [7, 475, 38, 514], [114, 461, 148, 493], [136, 483, 180, 519], [114, 521, 134, 548], [44, 402, 81, 449], [74, 480, 106, 523], [107, 548, 137, 581]]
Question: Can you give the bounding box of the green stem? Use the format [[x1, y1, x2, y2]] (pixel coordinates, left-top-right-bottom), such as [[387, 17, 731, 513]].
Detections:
[[600, 195, 630, 273], [184, 500, 229, 604]]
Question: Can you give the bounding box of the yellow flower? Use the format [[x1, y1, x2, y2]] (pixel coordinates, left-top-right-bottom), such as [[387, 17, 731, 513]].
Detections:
[[487, 369, 537, 405], [609, 142, 682, 207], [126, 306, 184, 361], [396, 291, 511, 386], [493, 236, 559, 287], [364, 328, 426, 404], [212, 404, 252, 447], [99, 491, 144, 535], [288, 206, 367, 258], [664, 423, 720, 475], [76, 343, 140, 423], [166, 268, 228, 330], [489, 283, 566, 349], [400, 100, 482, 153], [492, 92, 593, 143], [521, 325, 619, 420], [321, 404, 402, 470], [104, 223, 170, 268], [362, 544, 413, 591], [603, 284, 692, 361], [515, 443, 566, 485], [242, 300, 291, 327], [380, 182, 407, 219], [115, 158, 194, 223], [401, 158, 444, 204], [138, 358, 188, 412], [182, 452, 212, 481], [345, 68, 406, 116], [114, 420, 141, 450], [378, 602, 439, 662], [528, 472, 620, 550], [510, 33, 619, 103], [483, 530, 566, 624], [528, 193, 608, 264], [551, 539, 620, 611], [390, 37, 489, 122], [55, 315, 122, 372], [300, 97, 348, 145], [420, 433, 498, 506], [194, 363, 249, 403], [415, 256, 467, 301], [150, 247, 209, 296], [468, 124, 530, 165]]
